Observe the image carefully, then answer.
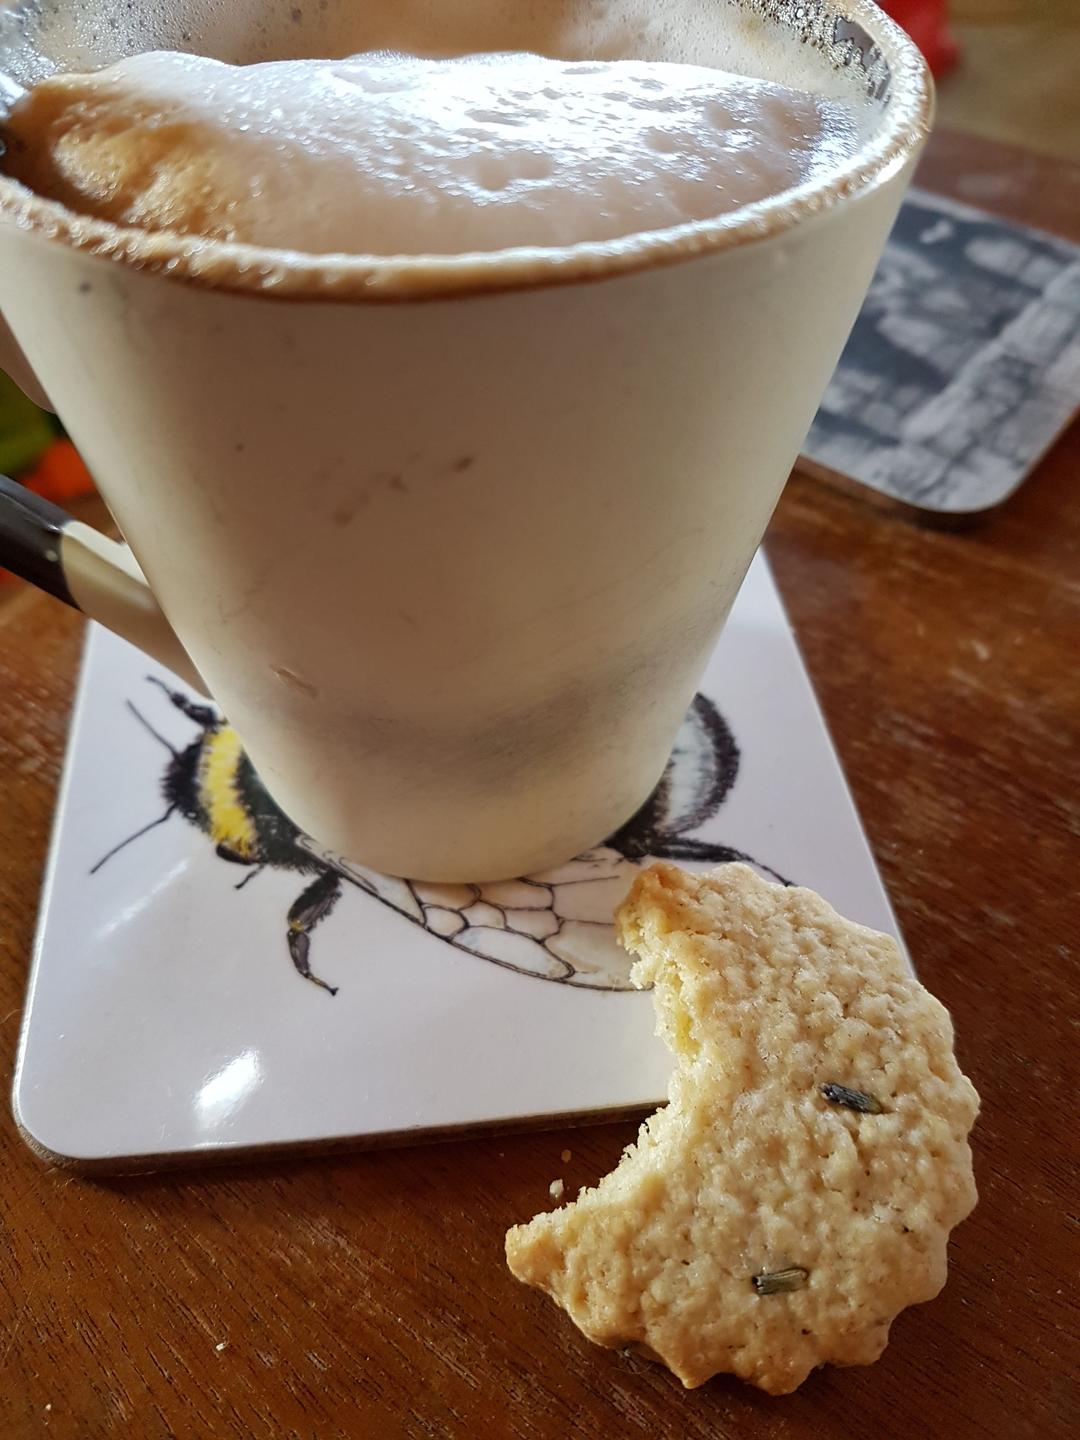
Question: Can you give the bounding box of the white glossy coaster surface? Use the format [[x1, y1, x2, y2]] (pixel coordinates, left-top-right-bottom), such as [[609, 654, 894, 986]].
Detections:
[[14, 553, 902, 1169]]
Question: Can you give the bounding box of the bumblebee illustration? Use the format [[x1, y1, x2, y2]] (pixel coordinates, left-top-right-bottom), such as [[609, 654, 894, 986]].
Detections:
[[93, 678, 789, 995], [92, 679, 353, 992]]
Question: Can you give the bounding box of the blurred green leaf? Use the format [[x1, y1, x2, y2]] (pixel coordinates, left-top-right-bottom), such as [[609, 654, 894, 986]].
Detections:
[[0, 368, 56, 475]]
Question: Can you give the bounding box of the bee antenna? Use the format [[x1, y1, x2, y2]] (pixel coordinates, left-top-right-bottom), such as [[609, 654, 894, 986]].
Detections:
[[145, 675, 181, 700], [90, 806, 177, 874], [125, 699, 178, 756]]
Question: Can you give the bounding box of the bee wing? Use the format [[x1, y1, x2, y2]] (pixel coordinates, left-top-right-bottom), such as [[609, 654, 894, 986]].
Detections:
[[294, 836, 426, 924], [447, 899, 638, 991], [451, 927, 577, 984], [292, 839, 639, 989]]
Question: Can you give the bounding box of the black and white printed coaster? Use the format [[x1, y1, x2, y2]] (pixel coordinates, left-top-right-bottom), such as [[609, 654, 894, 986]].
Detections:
[[804, 187, 1080, 514], [14, 553, 902, 1171]]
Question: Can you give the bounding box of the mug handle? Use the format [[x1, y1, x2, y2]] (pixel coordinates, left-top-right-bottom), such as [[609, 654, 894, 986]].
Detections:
[[0, 473, 207, 694], [2, 312, 206, 691], [0, 314, 52, 411]]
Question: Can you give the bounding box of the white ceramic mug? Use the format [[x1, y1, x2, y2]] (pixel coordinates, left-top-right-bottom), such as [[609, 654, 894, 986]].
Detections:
[[0, 1, 930, 880]]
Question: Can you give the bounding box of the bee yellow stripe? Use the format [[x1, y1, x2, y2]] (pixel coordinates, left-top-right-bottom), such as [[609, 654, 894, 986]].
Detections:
[[197, 727, 258, 859]]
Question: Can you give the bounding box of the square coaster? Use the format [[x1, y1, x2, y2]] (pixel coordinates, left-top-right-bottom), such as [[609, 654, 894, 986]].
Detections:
[[14, 552, 902, 1170], [804, 188, 1080, 514]]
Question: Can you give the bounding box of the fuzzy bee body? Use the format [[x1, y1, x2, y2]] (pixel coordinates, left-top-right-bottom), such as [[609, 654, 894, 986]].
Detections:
[[168, 714, 305, 871], [98, 679, 344, 993]]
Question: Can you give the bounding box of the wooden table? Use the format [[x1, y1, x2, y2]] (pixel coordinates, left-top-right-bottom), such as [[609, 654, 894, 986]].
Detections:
[[1, 132, 1077, 1439]]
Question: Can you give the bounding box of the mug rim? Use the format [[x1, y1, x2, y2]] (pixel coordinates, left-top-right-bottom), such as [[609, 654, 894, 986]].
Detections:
[[0, 0, 932, 303]]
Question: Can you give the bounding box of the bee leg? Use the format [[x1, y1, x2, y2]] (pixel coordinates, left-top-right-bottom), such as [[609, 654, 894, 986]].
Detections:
[[211, 843, 263, 888], [652, 836, 791, 886], [286, 870, 341, 996]]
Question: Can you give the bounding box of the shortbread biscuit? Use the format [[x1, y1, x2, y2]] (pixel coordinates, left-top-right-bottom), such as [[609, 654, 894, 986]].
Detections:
[[506, 863, 979, 1393]]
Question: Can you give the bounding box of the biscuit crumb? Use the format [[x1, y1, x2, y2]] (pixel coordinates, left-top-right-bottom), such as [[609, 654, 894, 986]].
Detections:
[[506, 863, 979, 1394], [561, 1149, 572, 1164], [549, 1178, 565, 1200]]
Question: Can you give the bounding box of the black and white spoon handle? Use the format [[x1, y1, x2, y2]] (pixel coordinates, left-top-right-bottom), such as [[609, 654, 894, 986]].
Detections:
[[0, 472, 207, 692]]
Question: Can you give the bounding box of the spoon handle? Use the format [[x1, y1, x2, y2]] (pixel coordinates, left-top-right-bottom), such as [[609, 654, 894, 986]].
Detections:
[[0, 473, 208, 694]]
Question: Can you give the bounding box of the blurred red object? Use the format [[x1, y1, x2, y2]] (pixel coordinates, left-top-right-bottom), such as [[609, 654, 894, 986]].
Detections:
[[23, 438, 96, 505], [881, 0, 959, 76]]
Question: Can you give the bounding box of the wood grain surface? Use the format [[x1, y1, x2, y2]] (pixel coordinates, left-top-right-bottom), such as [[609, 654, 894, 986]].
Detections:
[[1, 132, 1078, 1439]]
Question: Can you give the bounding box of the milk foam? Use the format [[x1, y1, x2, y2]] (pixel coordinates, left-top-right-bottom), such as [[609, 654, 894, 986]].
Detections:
[[6, 49, 863, 256]]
